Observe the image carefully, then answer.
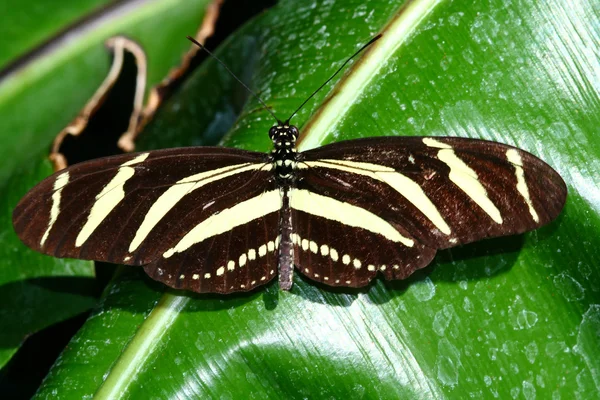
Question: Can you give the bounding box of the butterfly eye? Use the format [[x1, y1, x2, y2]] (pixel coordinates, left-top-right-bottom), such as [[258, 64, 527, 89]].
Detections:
[[269, 126, 277, 140], [291, 126, 299, 139]]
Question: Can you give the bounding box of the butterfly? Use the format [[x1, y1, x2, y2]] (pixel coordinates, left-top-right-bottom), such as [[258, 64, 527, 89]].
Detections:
[[12, 35, 566, 294]]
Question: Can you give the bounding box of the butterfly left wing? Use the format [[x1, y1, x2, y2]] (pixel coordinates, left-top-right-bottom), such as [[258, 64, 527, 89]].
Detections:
[[291, 136, 566, 288], [13, 147, 281, 293]]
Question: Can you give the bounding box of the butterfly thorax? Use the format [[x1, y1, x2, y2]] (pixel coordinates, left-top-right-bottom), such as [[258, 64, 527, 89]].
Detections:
[[269, 123, 299, 182]]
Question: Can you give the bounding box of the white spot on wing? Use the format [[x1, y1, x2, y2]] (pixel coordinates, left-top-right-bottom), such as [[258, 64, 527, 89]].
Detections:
[[301, 239, 309, 251], [330, 248, 339, 262], [258, 245, 267, 257], [216, 266, 225, 276]]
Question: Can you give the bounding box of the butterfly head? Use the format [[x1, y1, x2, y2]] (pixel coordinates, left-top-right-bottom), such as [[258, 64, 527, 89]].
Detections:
[[269, 122, 299, 148]]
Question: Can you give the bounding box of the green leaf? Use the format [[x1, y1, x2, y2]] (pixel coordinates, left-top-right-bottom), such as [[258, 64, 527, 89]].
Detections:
[[0, 0, 115, 69], [37, 0, 600, 398], [0, 0, 216, 368], [0, 278, 98, 366], [0, 159, 94, 286]]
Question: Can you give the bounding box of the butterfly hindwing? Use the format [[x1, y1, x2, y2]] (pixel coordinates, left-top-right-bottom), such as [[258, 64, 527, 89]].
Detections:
[[290, 205, 436, 288], [143, 194, 281, 294]]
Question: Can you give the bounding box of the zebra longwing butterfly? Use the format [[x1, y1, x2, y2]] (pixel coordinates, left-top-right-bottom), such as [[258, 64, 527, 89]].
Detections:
[[12, 35, 567, 294]]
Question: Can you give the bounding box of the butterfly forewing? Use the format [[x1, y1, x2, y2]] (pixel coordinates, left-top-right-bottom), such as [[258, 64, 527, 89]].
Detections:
[[300, 137, 565, 246]]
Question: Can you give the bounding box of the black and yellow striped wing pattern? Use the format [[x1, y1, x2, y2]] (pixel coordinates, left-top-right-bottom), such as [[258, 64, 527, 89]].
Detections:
[[13, 147, 282, 293], [13, 134, 566, 294], [290, 136, 566, 288]]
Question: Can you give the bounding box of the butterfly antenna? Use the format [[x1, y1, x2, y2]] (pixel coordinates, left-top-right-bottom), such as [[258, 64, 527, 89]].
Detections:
[[187, 36, 282, 124], [285, 33, 383, 124]]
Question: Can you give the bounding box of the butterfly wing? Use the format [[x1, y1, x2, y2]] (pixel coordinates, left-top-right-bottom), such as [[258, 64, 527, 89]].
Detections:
[[289, 188, 436, 287], [291, 136, 566, 287], [13, 147, 280, 293]]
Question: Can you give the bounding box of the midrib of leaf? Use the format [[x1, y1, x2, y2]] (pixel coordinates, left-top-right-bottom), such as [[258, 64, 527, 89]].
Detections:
[[298, 0, 443, 151], [92, 0, 445, 396], [94, 293, 189, 399]]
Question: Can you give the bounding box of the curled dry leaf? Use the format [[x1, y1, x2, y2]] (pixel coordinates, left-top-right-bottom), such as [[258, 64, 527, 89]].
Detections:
[[122, 0, 224, 150], [49, 36, 147, 170], [49, 0, 224, 165]]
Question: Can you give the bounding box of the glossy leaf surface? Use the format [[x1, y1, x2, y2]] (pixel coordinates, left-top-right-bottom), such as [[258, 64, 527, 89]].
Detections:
[[0, 278, 97, 367], [0, 0, 114, 68], [0, 0, 215, 368], [36, 0, 600, 398]]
